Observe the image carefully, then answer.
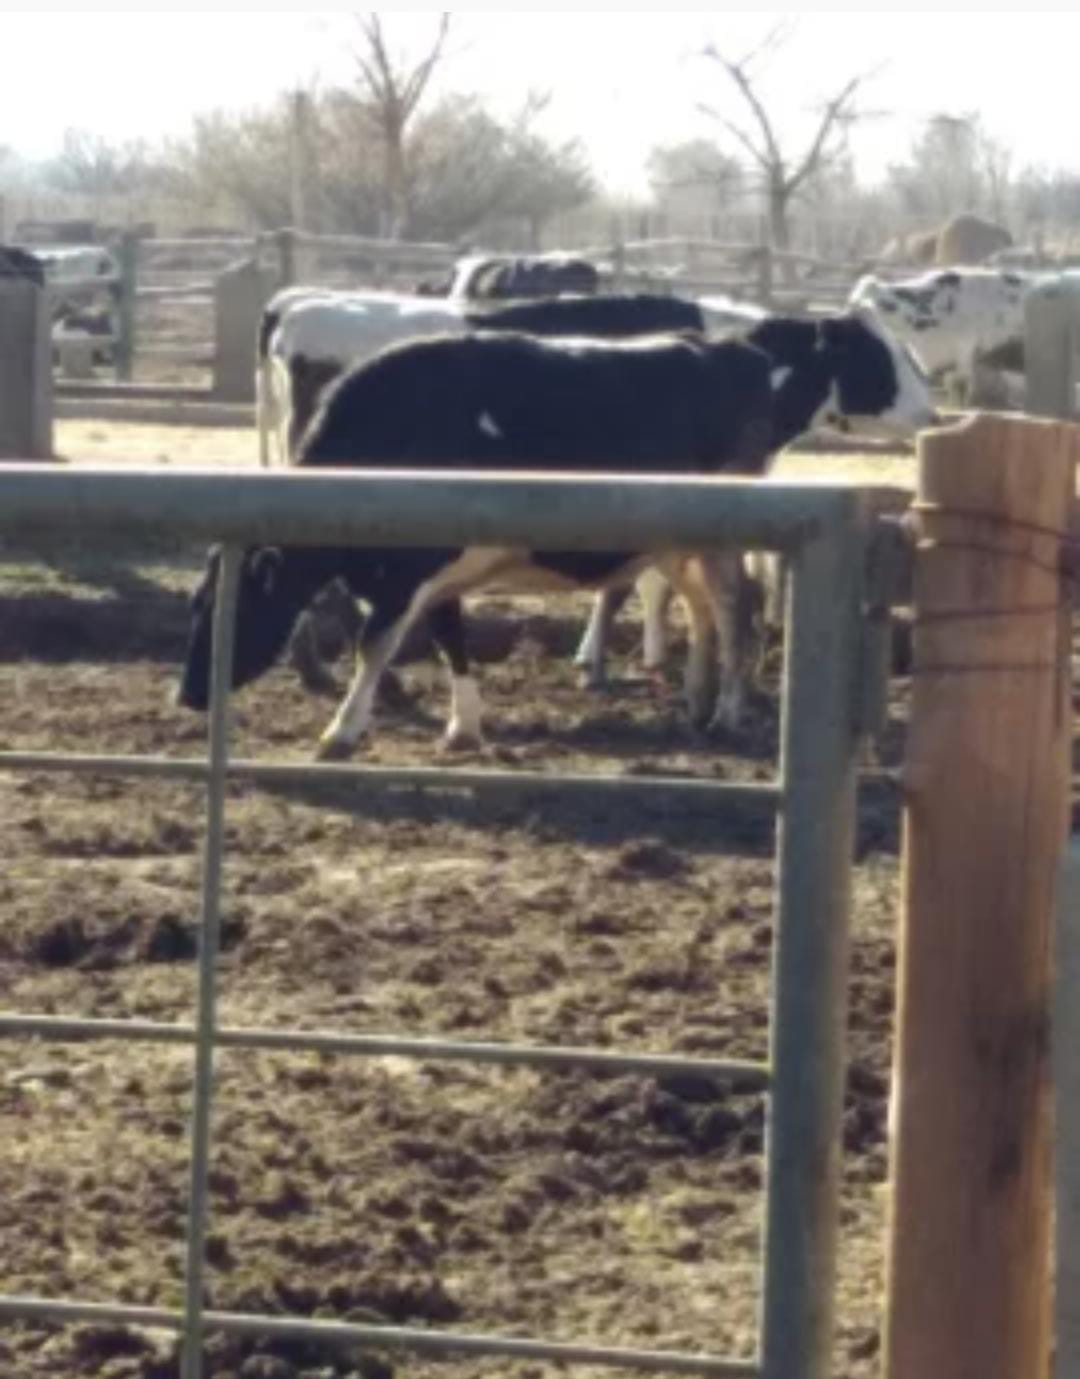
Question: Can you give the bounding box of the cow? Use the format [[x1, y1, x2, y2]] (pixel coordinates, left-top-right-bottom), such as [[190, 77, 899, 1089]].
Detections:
[[178, 317, 936, 758], [0, 245, 45, 284], [417, 251, 600, 300], [848, 266, 1036, 404]]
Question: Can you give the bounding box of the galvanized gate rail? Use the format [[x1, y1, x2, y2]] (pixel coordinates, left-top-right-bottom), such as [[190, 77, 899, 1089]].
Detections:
[[0, 465, 872, 1379]]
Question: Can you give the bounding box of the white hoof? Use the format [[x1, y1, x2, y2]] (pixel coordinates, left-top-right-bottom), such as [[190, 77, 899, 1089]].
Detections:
[[315, 733, 361, 762]]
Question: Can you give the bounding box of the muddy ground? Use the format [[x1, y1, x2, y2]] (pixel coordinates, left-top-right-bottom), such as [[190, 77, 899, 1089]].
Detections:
[[2, 424, 924, 1379]]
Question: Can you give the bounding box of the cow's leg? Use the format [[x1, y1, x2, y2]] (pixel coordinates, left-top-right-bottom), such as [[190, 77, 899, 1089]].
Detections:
[[287, 581, 365, 695], [658, 555, 716, 729], [289, 612, 339, 695], [695, 550, 753, 732], [637, 567, 674, 671], [256, 364, 271, 468], [316, 550, 507, 759], [661, 551, 751, 733], [574, 585, 632, 687], [316, 588, 418, 760], [427, 599, 484, 751]]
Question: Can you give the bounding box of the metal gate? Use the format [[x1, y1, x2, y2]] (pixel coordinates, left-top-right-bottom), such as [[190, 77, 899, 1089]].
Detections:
[[0, 464, 878, 1379]]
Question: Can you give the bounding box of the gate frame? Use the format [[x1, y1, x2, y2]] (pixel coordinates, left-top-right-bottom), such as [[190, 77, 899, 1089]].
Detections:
[[0, 465, 874, 1379]]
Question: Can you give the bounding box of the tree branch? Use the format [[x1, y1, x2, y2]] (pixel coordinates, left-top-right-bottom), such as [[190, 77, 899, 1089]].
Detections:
[[696, 102, 770, 172], [400, 13, 451, 118], [786, 74, 862, 193], [700, 43, 783, 170]]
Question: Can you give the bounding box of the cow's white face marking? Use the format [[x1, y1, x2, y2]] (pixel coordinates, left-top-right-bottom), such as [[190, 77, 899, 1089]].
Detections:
[[478, 411, 503, 438]]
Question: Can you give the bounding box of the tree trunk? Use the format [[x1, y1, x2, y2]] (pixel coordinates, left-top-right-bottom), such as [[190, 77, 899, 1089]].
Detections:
[[381, 117, 409, 241], [768, 181, 797, 286]]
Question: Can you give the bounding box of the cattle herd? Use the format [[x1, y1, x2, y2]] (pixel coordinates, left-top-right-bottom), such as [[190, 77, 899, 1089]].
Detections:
[[178, 255, 939, 758], [3, 239, 1050, 755]]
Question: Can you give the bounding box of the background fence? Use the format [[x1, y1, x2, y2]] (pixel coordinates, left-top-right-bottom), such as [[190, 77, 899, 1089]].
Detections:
[[26, 223, 939, 404]]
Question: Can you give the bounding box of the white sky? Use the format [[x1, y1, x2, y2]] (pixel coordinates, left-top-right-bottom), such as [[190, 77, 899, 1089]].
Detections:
[[2, 8, 1078, 196]]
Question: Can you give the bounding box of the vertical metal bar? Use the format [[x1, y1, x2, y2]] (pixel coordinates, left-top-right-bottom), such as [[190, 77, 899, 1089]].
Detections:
[[114, 231, 138, 384], [181, 544, 241, 1379], [759, 505, 865, 1379], [1055, 837, 1080, 1379]]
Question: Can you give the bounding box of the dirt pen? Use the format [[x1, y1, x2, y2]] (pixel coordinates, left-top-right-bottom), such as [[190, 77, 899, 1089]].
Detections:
[[0, 415, 1076, 1379]]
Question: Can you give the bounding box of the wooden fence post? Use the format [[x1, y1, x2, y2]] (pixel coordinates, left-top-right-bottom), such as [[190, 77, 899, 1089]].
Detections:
[[114, 230, 138, 383], [1026, 275, 1077, 419], [275, 228, 297, 288], [0, 272, 52, 459], [884, 412, 1077, 1379], [757, 243, 773, 308], [212, 258, 273, 402]]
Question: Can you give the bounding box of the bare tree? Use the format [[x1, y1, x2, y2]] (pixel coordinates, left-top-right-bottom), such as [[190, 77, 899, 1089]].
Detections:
[[351, 12, 451, 238], [698, 25, 872, 264]]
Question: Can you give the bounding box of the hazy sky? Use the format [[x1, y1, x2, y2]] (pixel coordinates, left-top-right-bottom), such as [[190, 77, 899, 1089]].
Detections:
[[2, 8, 1077, 195]]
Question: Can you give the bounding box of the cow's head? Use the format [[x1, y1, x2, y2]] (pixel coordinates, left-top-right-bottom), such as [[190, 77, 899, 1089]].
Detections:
[[749, 311, 938, 442], [819, 310, 939, 437], [176, 546, 312, 711], [848, 272, 955, 333]]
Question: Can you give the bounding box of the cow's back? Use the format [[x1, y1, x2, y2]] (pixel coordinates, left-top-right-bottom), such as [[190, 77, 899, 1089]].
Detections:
[[300, 331, 771, 473]]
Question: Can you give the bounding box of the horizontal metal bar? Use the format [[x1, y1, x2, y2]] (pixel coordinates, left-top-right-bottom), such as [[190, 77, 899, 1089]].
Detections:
[[0, 1014, 771, 1088], [0, 465, 864, 553], [0, 1295, 758, 1376], [53, 382, 214, 402], [45, 275, 121, 294], [0, 750, 782, 809], [288, 230, 456, 259], [142, 237, 253, 253]]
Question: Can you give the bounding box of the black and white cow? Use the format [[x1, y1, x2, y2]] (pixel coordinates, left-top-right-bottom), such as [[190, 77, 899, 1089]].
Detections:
[[848, 267, 1036, 401], [179, 318, 936, 758], [0, 245, 45, 284], [417, 251, 600, 300]]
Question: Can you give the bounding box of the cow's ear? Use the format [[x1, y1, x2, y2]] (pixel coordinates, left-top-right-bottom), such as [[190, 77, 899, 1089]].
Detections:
[[248, 547, 284, 595]]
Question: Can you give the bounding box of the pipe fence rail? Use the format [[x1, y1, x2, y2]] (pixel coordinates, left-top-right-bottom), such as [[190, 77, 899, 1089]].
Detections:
[[0, 465, 876, 1379]]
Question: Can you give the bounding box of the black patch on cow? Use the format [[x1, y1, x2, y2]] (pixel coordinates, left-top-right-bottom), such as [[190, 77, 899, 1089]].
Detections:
[[466, 292, 704, 338], [258, 308, 283, 360], [461, 254, 600, 300], [1002, 272, 1025, 287], [288, 356, 350, 454], [934, 271, 962, 290], [880, 299, 898, 314], [0, 245, 44, 286], [304, 331, 773, 475], [978, 336, 1025, 372]]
